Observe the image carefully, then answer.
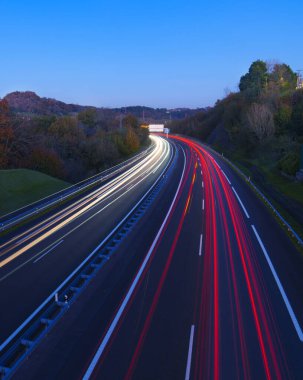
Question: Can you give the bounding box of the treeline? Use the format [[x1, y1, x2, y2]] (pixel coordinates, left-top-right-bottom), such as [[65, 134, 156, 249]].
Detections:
[[170, 60, 303, 176], [0, 104, 149, 181]]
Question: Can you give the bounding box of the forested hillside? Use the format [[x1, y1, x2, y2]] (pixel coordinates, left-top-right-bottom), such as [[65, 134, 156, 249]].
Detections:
[[170, 60, 303, 230], [0, 101, 148, 182], [4, 91, 203, 121], [170, 60, 303, 178]]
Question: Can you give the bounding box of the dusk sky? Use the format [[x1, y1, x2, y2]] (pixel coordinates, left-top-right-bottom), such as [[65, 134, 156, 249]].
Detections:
[[1, 0, 303, 108]]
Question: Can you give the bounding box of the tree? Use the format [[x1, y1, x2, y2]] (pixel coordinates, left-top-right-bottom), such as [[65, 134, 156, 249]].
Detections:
[[247, 103, 275, 141], [78, 108, 97, 128], [0, 99, 14, 168], [122, 114, 139, 129], [290, 89, 303, 136], [28, 147, 65, 178], [48, 116, 83, 158], [239, 60, 268, 96], [274, 104, 292, 135], [48, 116, 79, 138], [125, 127, 140, 153], [269, 64, 297, 93]]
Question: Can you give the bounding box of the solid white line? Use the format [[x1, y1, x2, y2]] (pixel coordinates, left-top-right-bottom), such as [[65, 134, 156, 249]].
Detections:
[[232, 187, 250, 219], [33, 240, 64, 263], [82, 149, 187, 380], [202, 199, 205, 210], [185, 325, 195, 380], [199, 234, 203, 256], [251, 225, 303, 341], [213, 159, 221, 170], [221, 170, 231, 185], [0, 137, 174, 352]]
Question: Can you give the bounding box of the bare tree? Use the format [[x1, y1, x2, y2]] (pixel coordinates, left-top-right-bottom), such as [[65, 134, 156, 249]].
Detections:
[[247, 103, 275, 140]]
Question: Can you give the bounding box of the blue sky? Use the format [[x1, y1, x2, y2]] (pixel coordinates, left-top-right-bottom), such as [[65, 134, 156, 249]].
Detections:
[[1, 0, 302, 108]]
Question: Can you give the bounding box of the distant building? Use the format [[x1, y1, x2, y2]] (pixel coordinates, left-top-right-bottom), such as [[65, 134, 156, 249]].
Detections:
[[148, 124, 164, 133]]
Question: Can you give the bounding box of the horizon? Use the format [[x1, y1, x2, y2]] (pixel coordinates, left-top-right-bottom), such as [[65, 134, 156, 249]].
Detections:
[[1, 1, 303, 108], [1, 89, 205, 110]]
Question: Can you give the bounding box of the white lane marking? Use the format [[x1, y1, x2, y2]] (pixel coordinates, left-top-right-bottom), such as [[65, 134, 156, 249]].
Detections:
[[0, 137, 173, 351], [232, 187, 250, 219], [33, 240, 63, 263], [202, 199, 205, 210], [213, 159, 221, 170], [185, 325, 195, 380], [251, 225, 303, 342], [202, 181, 204, 188], [82, 149, 187, 380], [200, 170, 203, 176], [199, 234, 203, 256], [221, 170, 231, 185]]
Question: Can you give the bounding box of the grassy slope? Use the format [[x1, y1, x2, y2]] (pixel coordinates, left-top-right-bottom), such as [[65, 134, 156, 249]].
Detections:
[[230, 157, 303, 248], [260, 165, 303, 204], [0, 169, 70, 217], [236, 157, 303, 205]]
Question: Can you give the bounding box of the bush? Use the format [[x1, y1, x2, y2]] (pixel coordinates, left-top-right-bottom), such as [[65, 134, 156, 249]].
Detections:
[[278, 152, 300, 175]]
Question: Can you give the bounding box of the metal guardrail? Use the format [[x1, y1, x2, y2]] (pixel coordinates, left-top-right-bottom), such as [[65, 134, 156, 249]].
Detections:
[[0, 140, 177, 380], [0, 144, 155, 233], [205, 144, 303, 247]]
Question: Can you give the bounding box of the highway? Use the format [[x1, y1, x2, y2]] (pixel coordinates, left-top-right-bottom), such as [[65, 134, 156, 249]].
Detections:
[[0, 136, 172, 348], [2, 135, 303, 379]]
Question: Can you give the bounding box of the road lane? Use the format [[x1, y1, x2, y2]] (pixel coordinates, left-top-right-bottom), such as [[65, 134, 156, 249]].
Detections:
[[0, 136, 173, 345], [12, 137, 188, 380], [10, 135, 303, 380]]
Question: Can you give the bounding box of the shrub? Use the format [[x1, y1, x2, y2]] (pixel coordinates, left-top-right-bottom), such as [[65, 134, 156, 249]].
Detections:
[[278, 152, 300, 175]]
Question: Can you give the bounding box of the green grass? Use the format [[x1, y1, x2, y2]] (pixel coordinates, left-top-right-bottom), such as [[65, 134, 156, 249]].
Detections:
[[229, 157, 303, 252], [207, 146, 303, 251], [0, 169, 70, 217], [236, 158, 303, 205], [258, 165, 303, 204]]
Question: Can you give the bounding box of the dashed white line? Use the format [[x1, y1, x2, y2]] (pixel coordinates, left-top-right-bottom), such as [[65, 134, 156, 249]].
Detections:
[[232, 187, 250, 219], [199, 234, 203, 256], [33, 240, 64, 263], [202, 199, 205, 210], [202, 181, 204, 188], [185, 325, 195, 380], [251, 225, 303, 341], [221, 170, 231, 185]]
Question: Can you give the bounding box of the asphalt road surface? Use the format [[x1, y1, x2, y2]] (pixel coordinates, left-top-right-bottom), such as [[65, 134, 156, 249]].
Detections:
[[2, 135, 303, 380]]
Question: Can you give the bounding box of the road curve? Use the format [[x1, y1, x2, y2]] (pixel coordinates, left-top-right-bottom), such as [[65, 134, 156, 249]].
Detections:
[[7, 135, 303, 380]]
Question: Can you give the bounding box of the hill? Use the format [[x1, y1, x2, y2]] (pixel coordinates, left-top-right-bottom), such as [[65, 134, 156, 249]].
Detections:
[[169, 59, 303, 235], [4, 91, 86, 116], [3, 91, 204, 121]]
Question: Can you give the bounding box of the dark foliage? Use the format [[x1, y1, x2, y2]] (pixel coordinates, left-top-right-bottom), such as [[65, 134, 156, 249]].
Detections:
[[169, 60, 303, 176], [0, 99, 150, 182]]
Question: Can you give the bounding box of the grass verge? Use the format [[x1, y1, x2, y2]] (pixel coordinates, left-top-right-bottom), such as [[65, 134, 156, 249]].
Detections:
[[0, 169, 70, 217]]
